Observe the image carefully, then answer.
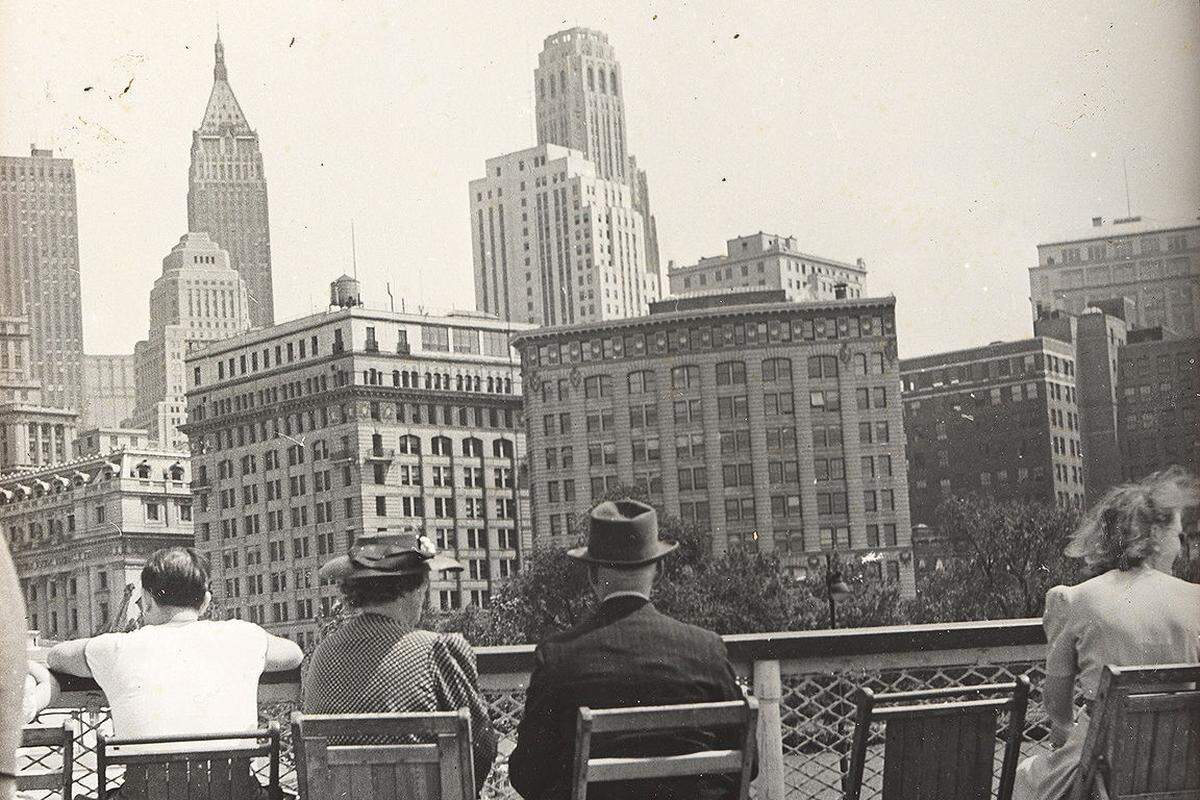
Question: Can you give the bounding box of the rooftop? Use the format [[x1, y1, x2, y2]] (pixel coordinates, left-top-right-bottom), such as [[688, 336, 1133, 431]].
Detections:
[[1037, 214, 1200, 248]]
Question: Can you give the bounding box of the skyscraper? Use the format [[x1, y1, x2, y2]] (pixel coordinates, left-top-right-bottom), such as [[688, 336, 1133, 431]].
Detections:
[[187, 32, 274, 328], [470, 144, 656, 326], [0, 147, 85, 410], [129, 232, 251, 448], [534, 29, 662, 288]]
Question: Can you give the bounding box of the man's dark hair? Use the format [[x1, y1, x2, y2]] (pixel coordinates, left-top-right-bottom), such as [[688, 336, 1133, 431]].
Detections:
[[340, 572, 427, 608], [141, 548, 210, 609]]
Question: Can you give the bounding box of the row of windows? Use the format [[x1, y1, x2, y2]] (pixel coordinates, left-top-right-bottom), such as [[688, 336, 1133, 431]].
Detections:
[[528, 315, 895, 367], [903, 351, 1072, 392]]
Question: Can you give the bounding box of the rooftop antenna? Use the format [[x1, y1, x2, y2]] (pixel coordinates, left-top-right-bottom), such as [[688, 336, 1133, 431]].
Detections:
[[1122, 155, 1132, 218], [386, 281, 395, 312]]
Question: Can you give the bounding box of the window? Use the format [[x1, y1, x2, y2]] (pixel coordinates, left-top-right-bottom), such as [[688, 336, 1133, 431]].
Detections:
[[671, 365, 700, 390], [715, 361, 747, 386]]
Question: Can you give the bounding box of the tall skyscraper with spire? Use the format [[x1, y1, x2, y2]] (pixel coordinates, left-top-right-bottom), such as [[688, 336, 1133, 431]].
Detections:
[[187, 31, 274, 328], [533, 28, 662, 279]]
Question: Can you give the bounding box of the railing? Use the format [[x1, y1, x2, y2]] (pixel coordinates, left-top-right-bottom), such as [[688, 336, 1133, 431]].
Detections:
[[23, 619, 1051, 799]]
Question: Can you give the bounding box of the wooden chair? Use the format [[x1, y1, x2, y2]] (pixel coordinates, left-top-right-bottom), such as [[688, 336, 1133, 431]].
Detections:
[[18, 720, 75, 798], [290, 709, 476, 800], [569, 697, 759, 800], [1070, 663, 1200, 800], [95, 722, 281, 800], [844, 677, 1030, 800]]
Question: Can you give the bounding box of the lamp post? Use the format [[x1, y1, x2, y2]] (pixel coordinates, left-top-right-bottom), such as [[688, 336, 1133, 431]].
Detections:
[[824, 552, 853, 629]]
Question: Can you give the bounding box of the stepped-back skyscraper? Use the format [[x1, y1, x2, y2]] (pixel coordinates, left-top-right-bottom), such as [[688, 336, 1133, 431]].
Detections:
[[532, 28, 661, 280], [187, 32, 274, 328]]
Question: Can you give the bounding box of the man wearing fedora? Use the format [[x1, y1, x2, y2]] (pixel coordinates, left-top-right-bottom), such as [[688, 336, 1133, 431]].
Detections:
[[509, 499, 752, 800]]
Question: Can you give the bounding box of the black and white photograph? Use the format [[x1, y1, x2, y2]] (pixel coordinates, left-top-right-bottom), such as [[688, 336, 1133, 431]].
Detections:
[[1, 2, 1198, 799]]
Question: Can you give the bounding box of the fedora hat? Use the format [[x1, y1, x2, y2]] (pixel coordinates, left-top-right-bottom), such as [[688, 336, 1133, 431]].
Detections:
[[319, 530, 462, 582], [567, 499, 678, 566]]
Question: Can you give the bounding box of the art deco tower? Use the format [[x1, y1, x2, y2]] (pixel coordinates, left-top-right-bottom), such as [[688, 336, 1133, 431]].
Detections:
[[187, 32, 274, 328], [533, 28, 662, 279]]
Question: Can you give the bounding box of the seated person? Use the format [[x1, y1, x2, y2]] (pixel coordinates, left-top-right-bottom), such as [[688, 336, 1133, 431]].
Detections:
[[303, 531, 497, 797], [509, 500, 754, 800], [1014, 466, 1200, 800], [48, 547, 303, 798]]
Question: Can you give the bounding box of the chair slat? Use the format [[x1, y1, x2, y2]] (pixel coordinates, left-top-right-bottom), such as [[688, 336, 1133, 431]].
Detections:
[[587, 750, 744, 782], [21, 727, 67, 747], [370, 762, 397, 799], [871, 697, 1010, 720], [325, 743, 440, 765], [167, 759, 190, 799], [586, 700, 749, 733], [16, 773, 63, 791], [297, 712, 462, 738], [107, 745, 271, 765]]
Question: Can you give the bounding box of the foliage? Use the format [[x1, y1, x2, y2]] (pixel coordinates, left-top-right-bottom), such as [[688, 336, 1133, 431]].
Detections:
[[904, 495, 1083, 622]]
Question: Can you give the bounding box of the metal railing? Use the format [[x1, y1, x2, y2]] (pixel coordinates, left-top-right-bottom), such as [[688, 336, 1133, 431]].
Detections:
[[24, 619, 1051, 799]]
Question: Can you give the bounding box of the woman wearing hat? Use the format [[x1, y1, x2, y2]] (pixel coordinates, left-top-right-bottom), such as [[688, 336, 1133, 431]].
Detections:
[[302, 531, 497, 795], [1013, 466, 1200, 800]]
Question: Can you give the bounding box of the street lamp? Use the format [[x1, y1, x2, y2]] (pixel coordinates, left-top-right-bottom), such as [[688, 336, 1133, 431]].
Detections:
[[824, 552, 853, 629]]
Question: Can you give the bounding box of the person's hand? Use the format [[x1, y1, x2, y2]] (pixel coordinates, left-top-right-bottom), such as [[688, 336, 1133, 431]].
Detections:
[[1050, 721, 1075, 749], [21, 661, 59, 723]]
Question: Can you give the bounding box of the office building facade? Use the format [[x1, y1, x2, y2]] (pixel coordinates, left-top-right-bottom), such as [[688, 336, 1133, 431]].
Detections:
[[1116, 330, 1199, 481], [183, 305, 533, 645], [187, 33, 275, 328], [668, 233, 868, 302], [901, 336, 1085, 532], [1, 447, 192, 638], [0, 147, 85, 410], [470, 144, 656, 326], [513, 291, 915, 595], [81, 353, 138, 432], [130, 233, 251, 449], [1030, 216, 1200, 337], [0, 404, 78, 474]]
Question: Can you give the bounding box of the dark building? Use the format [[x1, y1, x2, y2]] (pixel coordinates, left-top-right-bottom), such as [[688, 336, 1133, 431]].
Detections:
[[187, 33, 275, 328], [901, 335, 1085, 531], [1117, 330, 1199, 481], [0, 147, 85, 410], [513, 291, 916, 595]]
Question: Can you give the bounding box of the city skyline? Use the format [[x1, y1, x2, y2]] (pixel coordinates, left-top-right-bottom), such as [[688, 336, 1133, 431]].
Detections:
[[1, 1, 1197, 361]]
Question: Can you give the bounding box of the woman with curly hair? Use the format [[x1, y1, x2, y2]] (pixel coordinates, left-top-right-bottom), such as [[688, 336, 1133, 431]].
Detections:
[[1014, 466, 1200, 800]]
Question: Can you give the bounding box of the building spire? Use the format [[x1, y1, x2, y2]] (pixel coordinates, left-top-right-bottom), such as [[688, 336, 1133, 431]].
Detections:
[[214, 26, 227, 82]]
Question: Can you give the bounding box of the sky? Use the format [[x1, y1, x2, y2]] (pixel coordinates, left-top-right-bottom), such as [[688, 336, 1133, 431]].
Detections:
[[1, 1, 1197, 358]]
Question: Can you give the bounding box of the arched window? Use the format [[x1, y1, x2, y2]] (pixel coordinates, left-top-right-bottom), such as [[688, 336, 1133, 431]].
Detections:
[[135, 464, 152, 479], [462, 437, 483, 457], [492, 438, 514, 458], [398, 434, 421, 454], [598, 69, 606, 93], [611, 70, 618, 95], [762, 358, 793, 383], [587, 66, 595, 89], [393, 370, 401, 387], [503, 377, 512, 394], [431, 436, 452, 456], [167, 465, 185, 482], [424, 372, 432, 389], [473, 376, 481, 392], [628, 370, 656, 395], [670, 365, 700, 390], [487, 377, 495, 393], [714, 361, 747, 386], [456, 375, 463, 391]]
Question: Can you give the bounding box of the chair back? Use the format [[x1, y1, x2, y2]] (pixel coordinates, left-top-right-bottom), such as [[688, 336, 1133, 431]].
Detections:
[[18, 721, 75, 798], [290, 710, 475, 800], [844, 677, 1030, 800], [95, 722, 280, 800], [1071, 663, 1200, 800], [568, 697, 759, 800]]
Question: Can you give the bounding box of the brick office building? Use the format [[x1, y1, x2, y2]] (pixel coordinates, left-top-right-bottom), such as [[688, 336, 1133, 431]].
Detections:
[[901, 336, 1085, 532], [183, 300, 533, 646], [1116, 329, 1200, 482], [513, 290, 915, 595]]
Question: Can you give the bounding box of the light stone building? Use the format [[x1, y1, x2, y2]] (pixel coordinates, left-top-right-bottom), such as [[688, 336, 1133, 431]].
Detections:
[[1030, 216, 1200, 338], [0, 447, 192, 638], [81, 353, 137, 432], [187, 33, 274, 328], [182, 303, 533, 646], [470, 144, 656, 327], [668, 233, 869, 302], [129, 232, 251, 449], [512, 290, 915, 596], [534, 27, 661, 276], [0, 147, 85, 410], [73, 427, 152, 459], [0, 316, 39, 404]]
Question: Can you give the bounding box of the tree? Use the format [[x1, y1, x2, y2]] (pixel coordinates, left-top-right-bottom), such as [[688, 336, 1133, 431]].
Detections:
[[905, 496, 1083, 622]]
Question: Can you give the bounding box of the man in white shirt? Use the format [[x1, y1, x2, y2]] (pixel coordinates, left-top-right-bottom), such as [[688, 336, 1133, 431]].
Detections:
[[49, 548, 302, 792]]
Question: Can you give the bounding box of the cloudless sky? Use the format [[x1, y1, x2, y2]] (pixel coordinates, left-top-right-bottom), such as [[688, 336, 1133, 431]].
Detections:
[[2, 1, 1197, 358]]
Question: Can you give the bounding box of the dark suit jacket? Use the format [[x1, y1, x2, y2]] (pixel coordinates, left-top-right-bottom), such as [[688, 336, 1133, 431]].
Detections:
[[508, 596, 752, 800]]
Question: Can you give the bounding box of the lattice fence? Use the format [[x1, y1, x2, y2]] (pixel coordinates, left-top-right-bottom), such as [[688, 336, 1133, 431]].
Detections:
[[19, 658, 1055, 799]]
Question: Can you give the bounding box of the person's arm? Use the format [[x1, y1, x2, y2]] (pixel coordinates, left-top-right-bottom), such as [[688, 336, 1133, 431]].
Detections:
[[1041, 586, 1078, 748], [0, 541, 26, 799], [46, 638, 94, 677], [508, 644, 561, 800], [1043, 675, 1076, 745], [22, 662, 59, 724], [263, 633, 303, 672], [432, 635, 497, 795]]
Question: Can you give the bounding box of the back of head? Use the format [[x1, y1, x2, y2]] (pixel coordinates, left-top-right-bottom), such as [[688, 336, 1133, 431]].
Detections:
[[141, 547, 210, 610], [1067, 466, 1198, 572]]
